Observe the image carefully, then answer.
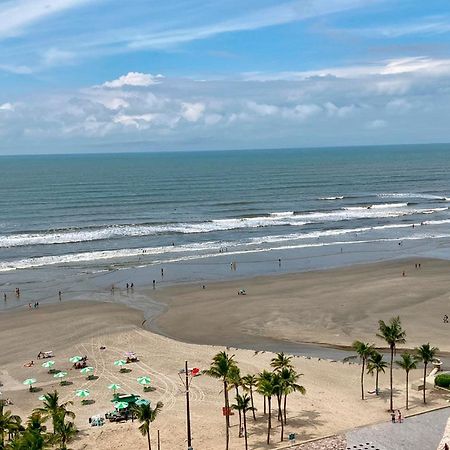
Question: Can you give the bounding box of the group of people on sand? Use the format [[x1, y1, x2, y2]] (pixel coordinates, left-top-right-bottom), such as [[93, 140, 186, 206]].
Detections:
[[28, 302, 40, 309], [391, 410, 403, 423]]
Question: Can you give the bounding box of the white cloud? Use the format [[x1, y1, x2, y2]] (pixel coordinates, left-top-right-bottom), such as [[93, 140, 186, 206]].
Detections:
[[366, 119, 387, 129], [0, 103, 14, 111], [113, 113, 155, 128], [386, 98, 412, 114], [102, 72, 164, 88], [244, 57, 450, 81], [0, 0, 93, 39], [181, 102, 205, 122]]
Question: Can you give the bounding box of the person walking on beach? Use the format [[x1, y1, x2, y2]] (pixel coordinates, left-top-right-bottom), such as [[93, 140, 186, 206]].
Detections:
[[161, 268, 164, 278], [397, 410, 402, 423], [58, 291, 62, 301], [391, 412, 396, 423], [152, 280, 156, 289], [3, 293, 6, 302]]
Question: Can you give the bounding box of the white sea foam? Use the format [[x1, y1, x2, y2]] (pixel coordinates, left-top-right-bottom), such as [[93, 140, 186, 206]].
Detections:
[[0, 205, 447, 248], [319, 196, 344, 200], [378, 192, 447, 200]]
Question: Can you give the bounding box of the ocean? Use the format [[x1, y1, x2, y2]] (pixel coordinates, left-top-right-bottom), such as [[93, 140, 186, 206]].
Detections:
[[1, 144, 450, 308]]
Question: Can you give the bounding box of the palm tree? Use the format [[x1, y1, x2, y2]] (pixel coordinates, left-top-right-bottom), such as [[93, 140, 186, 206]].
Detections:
[[227, 365, 243, 437], [352, 341, 375, 400], [279, 367, 305, 425], [396, 352, 417, 410], [133, 401, 163, 450], [19, 413, 50, 450], [52, 410, 77, 450], [34, 391, 74, 433], [205, 351, 237, 450], [241, 375, 257, 421], [367, 351, 387, 396], [270, 352, 293, 372], [415, 343, 439, 404], [0, 401, 21, 449], [257, 372, 276, 445], [232, 394, 255, 450], [377, 316, 406, 411], [257, 370, 272, 415]]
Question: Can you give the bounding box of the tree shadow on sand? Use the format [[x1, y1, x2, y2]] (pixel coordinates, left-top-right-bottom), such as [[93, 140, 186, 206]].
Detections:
[[245, 409, 324, 449]]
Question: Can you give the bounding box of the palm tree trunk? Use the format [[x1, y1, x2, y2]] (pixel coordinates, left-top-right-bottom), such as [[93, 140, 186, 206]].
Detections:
[[236, 386, 242, 437], [279, 396, 284, 442], [376, 370, 379, 395], [147, 428, 152, 450], [267, 397, 271, 445], [277, 393, 282, 421], [263, 396, 266, 415], [389, 345, 394, 412], [283, 394, 287, 424], [224, 380, 230, 450], [243, 411, 248, 450], [361, 358, 365, 400], [423, 363, 427, 404], [250, 388, 256, 421], [406, 371, 409, 410]]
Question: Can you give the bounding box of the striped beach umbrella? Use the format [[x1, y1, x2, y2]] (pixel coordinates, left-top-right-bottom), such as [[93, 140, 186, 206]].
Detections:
[[137, 376, 151, 386], [114, 360, 127, 372], [75, 389, 90, 399], [23, 378, 36, 391], [42, 361, 55, 369], [69, 356, 83, 363], [53, 371, 67, 379], [108, 383, 121, 393], [114, 401, 129, 410]]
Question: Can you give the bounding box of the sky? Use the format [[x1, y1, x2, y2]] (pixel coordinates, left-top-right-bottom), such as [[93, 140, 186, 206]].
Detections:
[[1, 0, 450, 154]]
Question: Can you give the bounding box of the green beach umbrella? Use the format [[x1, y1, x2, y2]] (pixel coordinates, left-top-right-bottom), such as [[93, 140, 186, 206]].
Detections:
[[108, 383, 121, 392], [38, 395, 46, 401], [42, 361, 55, 369], [23, 378, 36, 391], [114, 401, 129, 410], [80, 366, 94, 374], [135, 398, 150, 406], [53, 371, 67, 379], [69, 356, 83, 363], [75, 389, 90, 399], [137, 376, 151, 386], [114, 360, 126, 367]]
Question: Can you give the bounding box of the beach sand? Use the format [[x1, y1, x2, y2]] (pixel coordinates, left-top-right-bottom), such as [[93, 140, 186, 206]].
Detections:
[[151, 258, 450, 352], [0, 299, 448, 449]]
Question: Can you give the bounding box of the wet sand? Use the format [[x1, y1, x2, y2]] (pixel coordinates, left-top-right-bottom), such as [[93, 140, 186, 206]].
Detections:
[[151, 258, 450, 352]]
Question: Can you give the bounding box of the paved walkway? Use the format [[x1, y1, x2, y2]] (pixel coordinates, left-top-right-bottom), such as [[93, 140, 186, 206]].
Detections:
[[346, 407, 450, 450]]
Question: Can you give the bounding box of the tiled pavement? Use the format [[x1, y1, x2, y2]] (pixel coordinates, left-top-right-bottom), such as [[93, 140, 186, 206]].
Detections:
[[346, 407, 450, 450]]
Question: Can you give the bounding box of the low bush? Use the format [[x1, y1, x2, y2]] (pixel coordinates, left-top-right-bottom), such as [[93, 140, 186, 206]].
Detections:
[[435, 373, 450, 388]]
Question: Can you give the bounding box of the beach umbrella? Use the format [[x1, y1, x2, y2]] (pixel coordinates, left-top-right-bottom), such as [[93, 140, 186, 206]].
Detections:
[[108, 383, 121, 393], [53, 371, 68, 385], [38, 395, 46, 401], [69, 356, 83, 363], [23, 378, 36, 392], [135, 398, 150, 406], [53, 371, 67, 379], [137, 376, 151, 386], [114, 360, 127, 372], [114, 401, 129, 410], [75, 389, 90, 399], [41, 361, 55, 369]]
